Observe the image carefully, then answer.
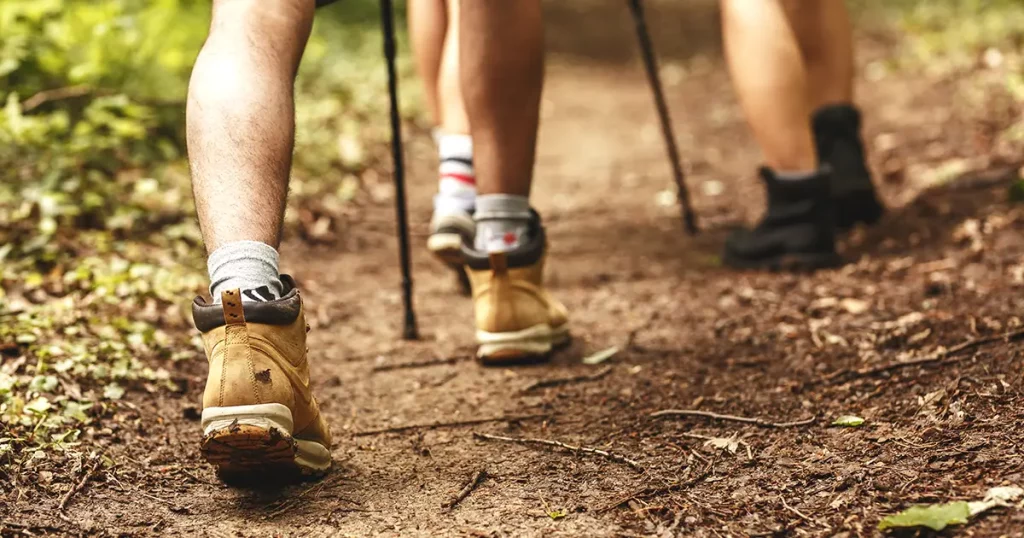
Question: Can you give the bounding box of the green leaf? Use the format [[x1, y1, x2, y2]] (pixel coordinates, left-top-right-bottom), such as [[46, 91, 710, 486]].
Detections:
[[28, 375, 59, 393], [582, 346, 619, 366], [547, 508, 567, 520], [832, 415, 865, 427], [103, 383, 125, 400], [24, 396, 52, 416], [878, 502, 971, 531], [62, 401, 91, 423]]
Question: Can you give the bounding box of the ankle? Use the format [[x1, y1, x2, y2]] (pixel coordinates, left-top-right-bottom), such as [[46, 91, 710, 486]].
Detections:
[[474, 194, 532, 253], [207, 240, 283, 303]]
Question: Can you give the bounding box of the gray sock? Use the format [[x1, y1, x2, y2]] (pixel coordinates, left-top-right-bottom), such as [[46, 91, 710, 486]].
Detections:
[[474, 194, 532, 253], [774, 169, 821, 182], [207, 240, 284, 304]]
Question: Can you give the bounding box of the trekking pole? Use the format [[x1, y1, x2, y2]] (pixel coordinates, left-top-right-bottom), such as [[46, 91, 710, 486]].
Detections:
[[380, 0, 419, 340], [626, 0, 698, 235]]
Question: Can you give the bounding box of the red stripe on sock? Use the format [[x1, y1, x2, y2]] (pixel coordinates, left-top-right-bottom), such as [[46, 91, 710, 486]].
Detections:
[[440, 172, 476, 186]]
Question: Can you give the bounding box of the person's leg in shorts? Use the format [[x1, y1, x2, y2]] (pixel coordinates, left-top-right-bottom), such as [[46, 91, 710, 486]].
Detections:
[[186, 0, 331, 478], [719, 0, 874, 270], [459, 0, 570, 364], [409, 0, 476, 266]]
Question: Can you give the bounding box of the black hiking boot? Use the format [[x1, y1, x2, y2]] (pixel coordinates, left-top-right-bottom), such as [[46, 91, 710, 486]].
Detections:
[[812, 104, 885, 230], [723, 168, 842, 271]]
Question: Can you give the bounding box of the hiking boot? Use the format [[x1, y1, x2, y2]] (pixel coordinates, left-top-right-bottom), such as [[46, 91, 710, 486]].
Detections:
[[428, 208, 475, 267], [813, 104, 885, 230], [723, 168, 843, 270], [192, 276, 332, 477], [462, 213, 570, 364]]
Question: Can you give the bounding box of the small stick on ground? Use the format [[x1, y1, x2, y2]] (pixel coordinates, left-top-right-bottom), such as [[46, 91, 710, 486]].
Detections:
[[780, 495, 831, 530], [472, 432, 643, 472], [59, 455, 104, 511], [650, 409, 815, 429], [824, 328, 1024, 385], [598, 460, 714, 513], [443, 469, 488, 510], [521, 366, 613, 392], [372, 355, 465, 372], [355, 413, 549, 437]]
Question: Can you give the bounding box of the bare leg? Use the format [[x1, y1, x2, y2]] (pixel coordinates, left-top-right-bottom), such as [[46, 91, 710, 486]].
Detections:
[[438, 0, 470, 135], [188, 0, 313, 253], [408, 0, 447, 125], [781, 0, 855, 110], [721, 0, 815, 171], [459, 0, 544, 196]]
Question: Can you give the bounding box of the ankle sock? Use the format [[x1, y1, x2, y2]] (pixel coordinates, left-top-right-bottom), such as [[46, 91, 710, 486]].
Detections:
[[774, 169, 822, 182], [474, 194, 532, 253], [207, 240, 284, 304], [435, 133, 476, 214]]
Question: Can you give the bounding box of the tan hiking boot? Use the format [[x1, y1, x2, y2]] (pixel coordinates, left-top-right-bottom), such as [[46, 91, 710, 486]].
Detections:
[[463, 213, 570, 364], [191, 276, 332, 477]]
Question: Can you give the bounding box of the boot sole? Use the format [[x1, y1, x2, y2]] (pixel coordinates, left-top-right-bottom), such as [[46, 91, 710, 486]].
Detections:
[[200, 404, 331, 478], [427, 232, 465, 267], [428, 233, 472, 296], [724, 251, 844, 272], [476, 323, 571, 366]]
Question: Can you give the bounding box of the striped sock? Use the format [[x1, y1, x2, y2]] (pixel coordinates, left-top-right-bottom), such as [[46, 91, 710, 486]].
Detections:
[[207, 241, 284, 304], [435, 133, 476, 214]]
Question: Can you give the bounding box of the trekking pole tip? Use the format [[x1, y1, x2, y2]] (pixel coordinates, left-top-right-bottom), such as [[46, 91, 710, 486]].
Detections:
[[402, 320, 419, 341], [683, 210, 699, 236]]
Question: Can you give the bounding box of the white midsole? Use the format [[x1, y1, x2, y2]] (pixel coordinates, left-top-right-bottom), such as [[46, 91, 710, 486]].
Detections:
[[476, 323, 570, 356], [202, 403, 294, 435], [427, 233, 463, 254], [429, 212, 476, 236], [201, 403, 331, 471]]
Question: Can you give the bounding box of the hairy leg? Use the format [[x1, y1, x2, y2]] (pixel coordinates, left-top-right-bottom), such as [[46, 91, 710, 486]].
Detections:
[[781, 0, 855, 110], [721, 0, 815, 171], [459, 0, 544, 196], [187, 0, 314, 253], [408, 0, 447, 125]]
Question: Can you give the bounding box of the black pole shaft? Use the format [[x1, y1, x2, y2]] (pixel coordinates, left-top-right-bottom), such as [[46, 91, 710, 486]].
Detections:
[[627, 0, 698, 235], [380, 0, 419, 340]]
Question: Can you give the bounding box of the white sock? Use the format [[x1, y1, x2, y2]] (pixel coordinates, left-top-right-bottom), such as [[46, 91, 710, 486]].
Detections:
[[435, 133, 476, 215], [774, 169, 821, 182], [474, 194, 532, 253], [207, 241, 284, 304]]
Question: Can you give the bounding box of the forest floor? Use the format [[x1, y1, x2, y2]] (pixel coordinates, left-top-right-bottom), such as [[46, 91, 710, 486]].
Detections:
[[5, 1, 1024, 537]]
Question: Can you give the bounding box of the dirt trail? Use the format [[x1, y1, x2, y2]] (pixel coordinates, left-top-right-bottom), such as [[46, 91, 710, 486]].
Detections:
[[11, 2, 1024, 537]]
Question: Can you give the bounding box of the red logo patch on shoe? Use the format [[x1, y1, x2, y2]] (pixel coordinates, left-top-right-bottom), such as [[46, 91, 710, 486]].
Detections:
[[503, 232, 518, 246]]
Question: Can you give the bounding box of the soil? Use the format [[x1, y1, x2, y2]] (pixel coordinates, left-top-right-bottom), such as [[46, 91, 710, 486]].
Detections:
[[5, 1, 1024, 537]]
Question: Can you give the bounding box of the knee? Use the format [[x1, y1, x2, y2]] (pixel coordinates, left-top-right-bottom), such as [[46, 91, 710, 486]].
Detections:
[[209, 0, 315, 39]]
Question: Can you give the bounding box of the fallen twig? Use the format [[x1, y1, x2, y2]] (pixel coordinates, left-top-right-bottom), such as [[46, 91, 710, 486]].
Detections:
[[824, 328, 1024, 385], [521, 366, 613, 392], [371, 355, 465, 372], [354, 413, 548, 437], [265, 474, 355, 519], [598, 460, 714, 513], [472, 432, 643, 472], [780, 495, 831, 530], [650, 409, 815, 429], [59, 455, 104, 511], [443, 469, 488, 510]]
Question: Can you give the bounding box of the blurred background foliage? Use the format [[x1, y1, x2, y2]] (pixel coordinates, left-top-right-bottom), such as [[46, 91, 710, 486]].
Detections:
[[0, 0, 1021, 465]]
